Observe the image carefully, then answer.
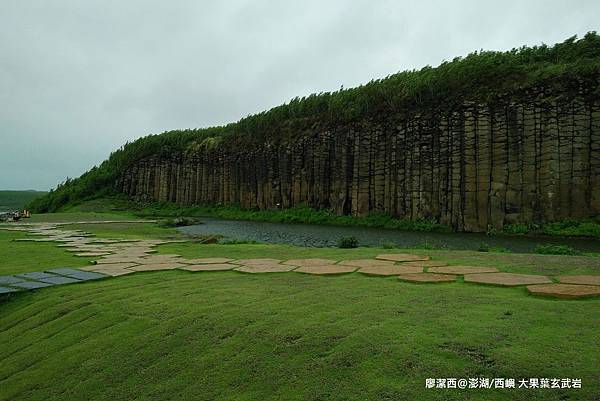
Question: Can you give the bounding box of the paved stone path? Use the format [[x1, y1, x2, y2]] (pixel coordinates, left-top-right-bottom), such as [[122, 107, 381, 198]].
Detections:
[[1, 221, 600, 299]]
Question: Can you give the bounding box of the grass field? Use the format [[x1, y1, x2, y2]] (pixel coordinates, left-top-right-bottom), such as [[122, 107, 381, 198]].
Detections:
[[1, 212, 599, 400], [0, 190, 47, 211]]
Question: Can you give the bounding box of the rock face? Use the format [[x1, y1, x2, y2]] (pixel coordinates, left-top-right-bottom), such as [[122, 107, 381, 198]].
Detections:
[[117, 84, 600, 232]]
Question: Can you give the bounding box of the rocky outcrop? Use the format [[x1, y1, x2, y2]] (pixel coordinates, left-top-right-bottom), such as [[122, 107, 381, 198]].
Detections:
[[117, 84, 600, 232]]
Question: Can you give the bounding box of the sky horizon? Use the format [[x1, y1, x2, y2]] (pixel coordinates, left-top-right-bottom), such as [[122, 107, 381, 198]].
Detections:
[[2, 0, 599, 191]]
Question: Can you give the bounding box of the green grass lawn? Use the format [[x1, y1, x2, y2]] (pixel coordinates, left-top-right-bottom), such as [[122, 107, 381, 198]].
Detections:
[[0, 271, 598, 401], [0, 231, 93, 275], [1, 211, 599, 400]]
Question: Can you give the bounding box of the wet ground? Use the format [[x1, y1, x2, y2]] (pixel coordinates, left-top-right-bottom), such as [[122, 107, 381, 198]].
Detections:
[[178, 217, 600, 252]]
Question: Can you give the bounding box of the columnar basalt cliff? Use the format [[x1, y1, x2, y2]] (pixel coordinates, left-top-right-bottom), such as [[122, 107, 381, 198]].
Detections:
[[118, 83, 600, 232], [30, 34, 600, 232]]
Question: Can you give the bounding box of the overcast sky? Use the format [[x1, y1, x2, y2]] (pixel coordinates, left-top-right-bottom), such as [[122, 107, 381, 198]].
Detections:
[[1, 0, 598, 190]]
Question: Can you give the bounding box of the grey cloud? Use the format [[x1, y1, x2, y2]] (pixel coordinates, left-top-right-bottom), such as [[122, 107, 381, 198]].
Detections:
[[1, 0, 598, 189]]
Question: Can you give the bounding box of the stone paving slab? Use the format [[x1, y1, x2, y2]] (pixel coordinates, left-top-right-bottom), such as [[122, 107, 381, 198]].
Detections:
[[179, 263, 237, 271], [236, 258, 283, 266], [89, 268, 135, 277], [235, 264, 297, 273], [283, 258, 338, 267], [527, 284, 600, 299], [10, 281, 55, 289], [295, 265, 357, 275], [63, 271, 108, 281], [181, 258, 236, 265], [556, 275, 600, 286], [128, 263, 186, 271], [375, 253, 430, 262], [46, 268, 86, 276], [402, 260, 448, 268], [428, 266, 499, 274], [75, 252, 113, 257], [464, 273, 552, 286], [337, 259, 395, 268], [96, 257, 146, 264], [0, 275, 25, 284], [0, 286, 19, 294], [397, 273, 457, 283], [359, 265, 424, 276], [39, 276, 82, 285], [85, 263, 139, 270], [15, 272, 57, 280]]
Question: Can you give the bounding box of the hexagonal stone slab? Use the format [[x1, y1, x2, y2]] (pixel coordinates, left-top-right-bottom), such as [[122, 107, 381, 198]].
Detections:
[[283, 259, 337, 267], [15, 272, 57, 280], [359, 265, 424, 276], [10, 281, 55, 290], [181, 258, 236, 264], [428, 266, 499, 275], [0, 286, 19, 294], [83, 262, 139, 270], [464, 273, 552, 286], [527, 284, 600, 299], [401, 260, 448, 268], [397, 273, 457, 283], [338, 259, 395, 268], [235, 264, 296, 273], [236, 258, 282, 266], [180, 263, 237, 272], [39, 276, 82, 285], [295, 265, 357, 275], [128, 263, 186, 271], [376, 253, 429, 262], [0, 275, 25, 285], [557, 275, 600, 286]]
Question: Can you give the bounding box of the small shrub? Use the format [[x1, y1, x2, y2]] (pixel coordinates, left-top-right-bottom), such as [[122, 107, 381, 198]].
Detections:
[[533, 244, 581, 255], [338, 236, 359, 248], [477, 243, 490, 252], [381, 241, 397, 249]]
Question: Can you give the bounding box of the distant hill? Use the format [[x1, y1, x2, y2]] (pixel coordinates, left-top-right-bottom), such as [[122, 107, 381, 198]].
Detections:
[[0, 190, 48, 211]]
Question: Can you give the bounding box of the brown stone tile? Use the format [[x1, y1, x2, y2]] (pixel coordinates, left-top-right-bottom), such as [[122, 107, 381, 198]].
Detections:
[[527, 284, 600, 299], [376, 253, 430, 262], [283, 258, 337, 267], [337, 259, 395, 268], [428, 266, 499, 274], [401, 260, 448, 268], [181, 258, 236, 265], [128, 263, 186, 271], [179, 263, 236, 271], [397, 273, 457, 283], [235, 258, 282, 266], [464, 272, 552, 286], [295, 265, 357, 275], [359, 265, 424, 276], [556, 275, 600, 286], [234, 264, 296, 273]]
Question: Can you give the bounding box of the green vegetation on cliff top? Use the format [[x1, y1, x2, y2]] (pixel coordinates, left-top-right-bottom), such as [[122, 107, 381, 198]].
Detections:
[[29, 33, 600, 214]]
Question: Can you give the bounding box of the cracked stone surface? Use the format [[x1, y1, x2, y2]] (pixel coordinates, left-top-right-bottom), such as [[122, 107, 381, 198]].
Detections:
[[39, 276, 82, 285], [397, 273, 457, 283], [179, 263, 237, 271], [295, 265, 357, 275], [527, 284, 600, 299], [428, 266, 499, 274], [359, 265, 424, 276], [337, 259, 395, 268], [464, 272, 552, 286], [283, 259, 337, 267], [375, 253, 430, 262], [556, 275, 600, 286]]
